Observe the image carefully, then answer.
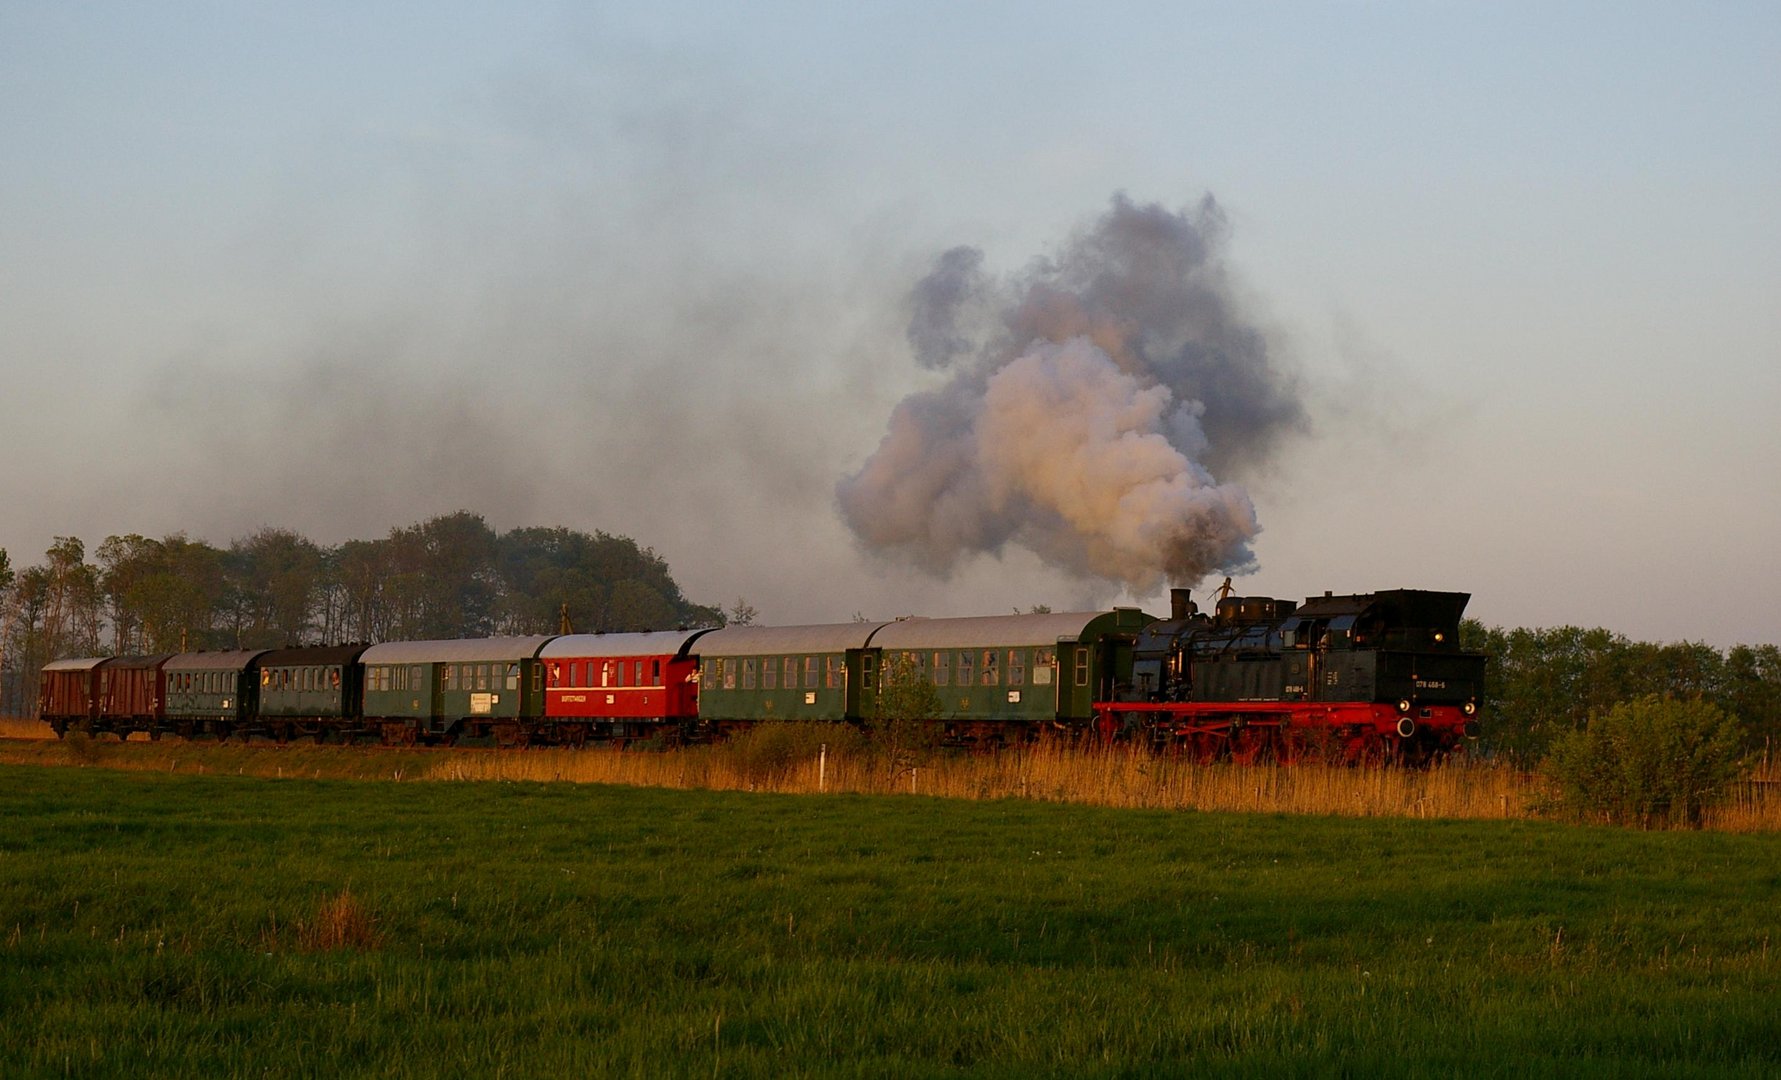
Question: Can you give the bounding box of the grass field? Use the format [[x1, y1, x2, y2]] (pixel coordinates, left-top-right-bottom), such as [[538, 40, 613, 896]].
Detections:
[[3, 763, 1780, 1076]]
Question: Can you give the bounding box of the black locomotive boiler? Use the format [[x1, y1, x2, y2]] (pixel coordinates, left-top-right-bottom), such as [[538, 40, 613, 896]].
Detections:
[[1103, 587, 1486, 762]]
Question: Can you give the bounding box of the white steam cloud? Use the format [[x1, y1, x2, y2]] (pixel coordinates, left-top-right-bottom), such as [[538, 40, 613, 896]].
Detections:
[[837, 193, 1302, 594]]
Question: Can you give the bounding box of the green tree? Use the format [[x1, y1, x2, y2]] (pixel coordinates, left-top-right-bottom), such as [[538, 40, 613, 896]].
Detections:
[[1544, 695, 1746, 828], [494, 526, 720, 634], [726, 598, 758, 627], [872, 652, 944, 780], [97, 534, 159, 653], [224, 528, 324, 648], [1721, 644, 1781, 753]]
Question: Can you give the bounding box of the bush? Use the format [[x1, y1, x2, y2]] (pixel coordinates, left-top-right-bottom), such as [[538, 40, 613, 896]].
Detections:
[[721, 722, 865, 785], [871, 654, 946, 779], [1543, 695, 1746, 827]]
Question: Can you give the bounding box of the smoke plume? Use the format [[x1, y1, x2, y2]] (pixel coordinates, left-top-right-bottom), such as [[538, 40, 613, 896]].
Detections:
[[837, 193, 1303, 595]]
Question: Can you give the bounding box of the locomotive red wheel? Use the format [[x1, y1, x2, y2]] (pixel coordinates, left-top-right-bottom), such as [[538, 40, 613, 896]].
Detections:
[[1229, 728, 1268, 766], [1187, 731, 1222, 765]]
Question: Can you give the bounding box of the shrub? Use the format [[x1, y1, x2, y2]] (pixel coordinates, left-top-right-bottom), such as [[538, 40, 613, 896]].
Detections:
[[871, 654, 946, 779], [1544, 695, 1746, 827], [721, 722, 865, 785]]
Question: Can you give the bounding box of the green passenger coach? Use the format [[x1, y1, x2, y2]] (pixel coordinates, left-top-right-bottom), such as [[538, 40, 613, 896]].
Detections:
[[254, 645, 369, 740], [162, 649, 269, 739], [867, 609, 1152, 742], [695, 622, 891, 732], [359, 636, 555, 745]]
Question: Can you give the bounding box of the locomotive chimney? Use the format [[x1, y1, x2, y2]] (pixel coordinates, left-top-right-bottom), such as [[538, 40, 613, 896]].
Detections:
[[1170, 588, 1192, 621]]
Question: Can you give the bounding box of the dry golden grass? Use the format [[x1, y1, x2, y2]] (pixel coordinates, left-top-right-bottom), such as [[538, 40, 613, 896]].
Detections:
[[0, 716, 54, 740], [3, 727, 1777, 830], [431, 740, 1545, 821], [431, 737, 1781, 829], [296, 888, 381, 951]]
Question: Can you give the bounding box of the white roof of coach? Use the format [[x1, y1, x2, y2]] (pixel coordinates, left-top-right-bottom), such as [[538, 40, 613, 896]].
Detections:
[[539, 629, 715, 659], [359, 636, 558, 665], [867, 612, 1110, 651], [693, 622, 892, 657]]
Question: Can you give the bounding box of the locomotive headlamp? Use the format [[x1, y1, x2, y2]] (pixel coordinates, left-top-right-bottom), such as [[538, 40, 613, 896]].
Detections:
[[1462, 701, 1477, 716], [1433, 632, 1445, 643], [1397, 698, 1412, 714]]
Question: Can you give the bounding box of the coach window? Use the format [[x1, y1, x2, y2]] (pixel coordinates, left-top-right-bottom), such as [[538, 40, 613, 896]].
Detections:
[[1034, 648, 1054, 685], [634, 660, 645, 686], [825, 655, 841, 689], [862, 653, 877, 689], [601, 661, 613, 688], [1074, 647, 1090, 687], [803, 656, 817, 689], [957, 651, 973, 686], [1008, 649, 1026, 686], [762, 657, 776, 690], [331, 668, 341, 691], [531, 666, 542, 693], [932, 651, 949, 686], [411, 666, 424, 691], [506, 664, 520, 691], [743, 658, 758, 690], [981, 650, 998, 685], [474, 665, 488, 691], [652, 660, 663, 685], [784, 657, 797, 689], [722, 659, 736, 690]]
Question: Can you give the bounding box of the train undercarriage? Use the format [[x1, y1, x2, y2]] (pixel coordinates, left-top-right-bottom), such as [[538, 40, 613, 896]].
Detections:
[[1093, 701, 1479, 764]]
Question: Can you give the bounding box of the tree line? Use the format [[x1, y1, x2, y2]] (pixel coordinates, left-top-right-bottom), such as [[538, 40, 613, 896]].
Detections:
[[1461, 621, 1781, 764], [0, 512, 723, 716]]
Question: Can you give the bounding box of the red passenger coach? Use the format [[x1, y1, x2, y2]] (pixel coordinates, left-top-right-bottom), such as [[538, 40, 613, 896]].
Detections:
[[539, 629, 716, 744]]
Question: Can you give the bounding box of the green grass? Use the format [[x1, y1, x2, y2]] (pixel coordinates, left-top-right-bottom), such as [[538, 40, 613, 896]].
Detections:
[[3, 766, 1779, 1077]]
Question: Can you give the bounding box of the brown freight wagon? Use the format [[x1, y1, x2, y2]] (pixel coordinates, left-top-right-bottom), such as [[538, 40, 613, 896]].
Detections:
[[39, 657, 108, 736], [96, 654, 175, 739]]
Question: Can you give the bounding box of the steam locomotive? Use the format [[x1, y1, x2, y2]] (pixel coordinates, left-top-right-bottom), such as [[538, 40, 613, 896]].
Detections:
[[1105, 587, 1486, 762], [37, 586, 1484, 761]]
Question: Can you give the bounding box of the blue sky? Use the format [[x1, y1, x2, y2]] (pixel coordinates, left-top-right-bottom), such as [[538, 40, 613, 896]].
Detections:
[[2, 2, 1776, 645]]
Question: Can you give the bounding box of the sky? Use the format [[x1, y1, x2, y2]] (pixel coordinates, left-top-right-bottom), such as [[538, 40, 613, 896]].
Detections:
[[2, 2, 1776, 647]]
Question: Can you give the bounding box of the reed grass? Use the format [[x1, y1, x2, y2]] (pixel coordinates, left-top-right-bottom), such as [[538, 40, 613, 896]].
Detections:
[[5, 721, 1777, 830], [0, 715, 52, 739]]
